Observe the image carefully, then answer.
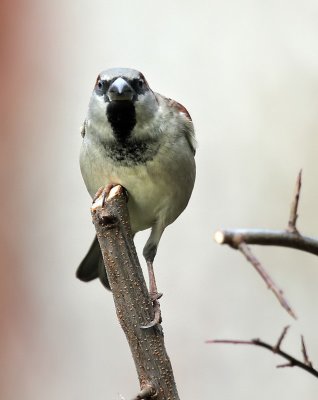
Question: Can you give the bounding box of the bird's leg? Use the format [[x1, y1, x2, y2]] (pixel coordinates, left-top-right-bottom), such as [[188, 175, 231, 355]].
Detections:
[[140, 260, 162, 329], [147, 260, 163, 301], [141, 227, 165, 329]]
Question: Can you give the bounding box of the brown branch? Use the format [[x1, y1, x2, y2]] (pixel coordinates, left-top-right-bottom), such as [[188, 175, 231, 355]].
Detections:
[[207, 327, 318, 378], [91, 185, 179, 400], [214, 171, 318, 318], [287, 169, 302, 233], [237, 242, 296, 318], [214, 228, 318, 256]]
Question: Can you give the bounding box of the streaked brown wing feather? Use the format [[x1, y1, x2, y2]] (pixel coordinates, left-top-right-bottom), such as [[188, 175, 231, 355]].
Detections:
[[156, 94, 196, 155]]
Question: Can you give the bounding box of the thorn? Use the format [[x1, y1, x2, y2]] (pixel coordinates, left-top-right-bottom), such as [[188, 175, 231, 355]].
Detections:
[[276, 362, 294, 369], [287, 169, 302, 233], [274, 326, 290, 352], [301, 335, 313, 367]]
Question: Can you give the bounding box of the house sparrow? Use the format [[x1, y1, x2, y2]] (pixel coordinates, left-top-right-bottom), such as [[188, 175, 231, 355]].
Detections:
[[77, 68, 196, 325]]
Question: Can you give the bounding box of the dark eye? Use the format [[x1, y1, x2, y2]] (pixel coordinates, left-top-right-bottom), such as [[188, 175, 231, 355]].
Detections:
[[131, 78, 145, 93], [95, 79, 108, 95]]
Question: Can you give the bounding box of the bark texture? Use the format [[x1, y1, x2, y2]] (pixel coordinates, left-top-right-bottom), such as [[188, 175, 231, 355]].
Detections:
[[91, 185, 179, 400]]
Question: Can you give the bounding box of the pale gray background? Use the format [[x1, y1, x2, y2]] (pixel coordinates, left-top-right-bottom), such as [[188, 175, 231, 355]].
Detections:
[[7, 0, 318, 399]]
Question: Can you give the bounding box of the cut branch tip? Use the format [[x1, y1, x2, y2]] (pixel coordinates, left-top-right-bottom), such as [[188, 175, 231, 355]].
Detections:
[[107, 185, 122, 201], [91, 195, 104, 211], [214, 230, 225, 244]]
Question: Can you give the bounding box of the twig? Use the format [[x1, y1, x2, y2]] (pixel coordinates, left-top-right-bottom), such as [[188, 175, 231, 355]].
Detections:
[[207, 327, 318, 378], [287, 169, 302, 233], [301, 335, 313, 367], [92, 185, 179, 400], [238, 243, 296, 318]]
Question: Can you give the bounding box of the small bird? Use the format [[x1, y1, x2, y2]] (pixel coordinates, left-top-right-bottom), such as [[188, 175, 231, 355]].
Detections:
[[77, 68, 196, 322]]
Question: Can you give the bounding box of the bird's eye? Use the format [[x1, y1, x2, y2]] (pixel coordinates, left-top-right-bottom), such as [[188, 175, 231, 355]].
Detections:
[[130, 78, 146, 93], [95, 79, 107, 95]]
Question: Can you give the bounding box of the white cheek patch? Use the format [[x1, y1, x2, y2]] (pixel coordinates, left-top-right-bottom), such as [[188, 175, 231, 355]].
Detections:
[[87, 95, 115, 142], [89, 94, 107, 120], [135, 93, 158, 123]]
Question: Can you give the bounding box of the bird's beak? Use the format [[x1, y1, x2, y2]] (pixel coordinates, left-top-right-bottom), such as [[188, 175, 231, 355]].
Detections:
[[107, 77, 135, 101]]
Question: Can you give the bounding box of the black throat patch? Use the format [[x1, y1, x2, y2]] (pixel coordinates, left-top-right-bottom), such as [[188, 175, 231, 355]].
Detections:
[[106, 101, 136, 141], [101, 137, 160, 166]]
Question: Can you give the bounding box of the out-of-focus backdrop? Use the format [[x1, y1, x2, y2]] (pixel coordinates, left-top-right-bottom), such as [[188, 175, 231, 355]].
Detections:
[[2, 1, 318, 399]]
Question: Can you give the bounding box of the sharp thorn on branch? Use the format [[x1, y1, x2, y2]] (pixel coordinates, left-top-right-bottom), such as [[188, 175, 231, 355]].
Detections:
[[301, 335, 313, 367], [287, 169, 302, 234], [274, 326, 290, 352], [276, 362, 294, 369]]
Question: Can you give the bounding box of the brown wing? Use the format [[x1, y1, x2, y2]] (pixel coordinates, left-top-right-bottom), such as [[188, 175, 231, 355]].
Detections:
[[161, 95, 192, 121], [157, 94, 196, 155]]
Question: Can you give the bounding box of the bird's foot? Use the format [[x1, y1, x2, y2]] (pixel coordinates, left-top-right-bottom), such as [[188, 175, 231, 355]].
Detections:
[[141, 298, 162, 329], [92, 186, 104, 204], [93, 184, 129, 206], [92, 184, 116, 207], [149, 291, 163, 301]]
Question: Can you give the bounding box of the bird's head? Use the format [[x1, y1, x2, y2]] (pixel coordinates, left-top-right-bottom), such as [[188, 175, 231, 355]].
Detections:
[[88, 68, 159, 141]]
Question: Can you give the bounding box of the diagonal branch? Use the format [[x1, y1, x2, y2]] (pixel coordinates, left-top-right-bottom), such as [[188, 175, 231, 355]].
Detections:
[[207, 327, 318, 378], [91, 185, 179, 400], [237, 243, 296, 318]]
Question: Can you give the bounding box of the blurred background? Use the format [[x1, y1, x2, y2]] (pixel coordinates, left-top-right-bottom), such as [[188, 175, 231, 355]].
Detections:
[[1, 0, 318, 398]]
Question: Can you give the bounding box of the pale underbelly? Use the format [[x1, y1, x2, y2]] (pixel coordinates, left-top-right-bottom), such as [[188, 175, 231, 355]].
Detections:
[[80, 150, 195, 234]]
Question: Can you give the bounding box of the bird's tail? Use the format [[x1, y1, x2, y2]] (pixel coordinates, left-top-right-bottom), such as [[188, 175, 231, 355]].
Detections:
[[76, 235, 110, 289]]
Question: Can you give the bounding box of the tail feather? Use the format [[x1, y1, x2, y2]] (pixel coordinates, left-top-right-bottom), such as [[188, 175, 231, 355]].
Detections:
[[76, 236, 110, 289]]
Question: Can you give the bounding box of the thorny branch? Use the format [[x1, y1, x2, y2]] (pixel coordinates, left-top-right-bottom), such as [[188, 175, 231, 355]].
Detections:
[[214, 170, 318, 318], [207, 326, 318, 378]]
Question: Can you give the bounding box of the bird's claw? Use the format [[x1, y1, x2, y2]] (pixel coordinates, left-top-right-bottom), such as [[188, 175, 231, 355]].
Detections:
[[92, 186, 104, 204], [92, 184, 116, 207], [149, 291, 163, 300], [140, 299, 162, 329]]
